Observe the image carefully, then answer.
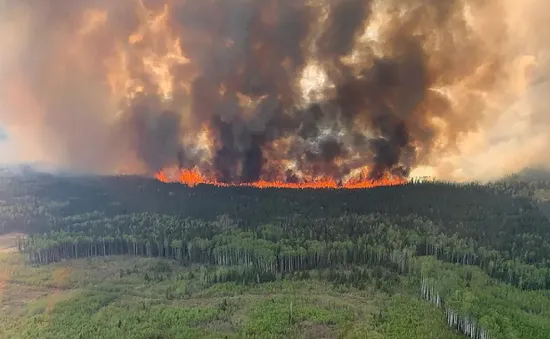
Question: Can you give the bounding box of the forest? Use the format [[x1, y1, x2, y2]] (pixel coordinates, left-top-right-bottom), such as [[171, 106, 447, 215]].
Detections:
[[1, 168, 550, 338]]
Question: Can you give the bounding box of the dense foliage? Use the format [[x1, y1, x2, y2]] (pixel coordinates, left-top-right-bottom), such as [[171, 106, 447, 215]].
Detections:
[[0, 255, 467, 339], [2, 170, 550, 338]]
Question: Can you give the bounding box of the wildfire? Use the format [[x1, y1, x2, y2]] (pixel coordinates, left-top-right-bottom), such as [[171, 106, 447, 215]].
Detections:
[[155, 168, 406, 189], [0, 0, 535, 183]]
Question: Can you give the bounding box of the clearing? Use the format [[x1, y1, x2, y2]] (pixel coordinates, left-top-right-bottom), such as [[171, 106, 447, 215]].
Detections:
[[0, 253, 461, 339]]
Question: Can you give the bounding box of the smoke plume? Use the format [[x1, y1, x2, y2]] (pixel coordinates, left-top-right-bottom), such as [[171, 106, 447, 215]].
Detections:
[[0, 0, 548, 183]]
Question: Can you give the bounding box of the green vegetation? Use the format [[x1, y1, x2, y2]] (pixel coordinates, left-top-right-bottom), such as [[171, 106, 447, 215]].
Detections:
[[1, 170, 550, 338], [0, 254, 462, 339]]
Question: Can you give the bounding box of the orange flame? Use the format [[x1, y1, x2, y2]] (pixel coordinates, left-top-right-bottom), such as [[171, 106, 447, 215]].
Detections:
[[155, 171, 169, 183], [155, 168, 406, 189]]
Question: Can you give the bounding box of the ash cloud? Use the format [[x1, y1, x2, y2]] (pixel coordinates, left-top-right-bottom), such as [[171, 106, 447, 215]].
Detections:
[[0, 0, 548, 182]]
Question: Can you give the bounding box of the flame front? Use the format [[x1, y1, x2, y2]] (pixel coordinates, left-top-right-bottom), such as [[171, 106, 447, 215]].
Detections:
[[0, 0, 547, 185], [155, 167, 405, 189]]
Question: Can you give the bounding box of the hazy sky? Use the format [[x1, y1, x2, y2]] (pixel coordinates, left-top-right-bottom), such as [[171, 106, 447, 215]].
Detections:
[[0, 129, 13, 164]]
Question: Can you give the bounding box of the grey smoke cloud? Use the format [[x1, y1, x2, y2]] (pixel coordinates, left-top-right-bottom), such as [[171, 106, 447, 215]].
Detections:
[[0, 0, 547, 183]]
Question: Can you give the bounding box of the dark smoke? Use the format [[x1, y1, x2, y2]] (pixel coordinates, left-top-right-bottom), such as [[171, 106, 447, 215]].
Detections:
[[0, 0, 521, 182], [174, 0, 427, 181], [127, 98, 182, 173]]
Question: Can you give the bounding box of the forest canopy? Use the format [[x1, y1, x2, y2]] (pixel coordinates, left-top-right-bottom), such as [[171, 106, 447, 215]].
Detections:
[[2, 169, 550, 338]]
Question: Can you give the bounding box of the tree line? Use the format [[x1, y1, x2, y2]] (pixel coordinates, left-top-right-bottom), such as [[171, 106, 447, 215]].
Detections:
[[17, 211, 550, 291], [3, 171, 550, 338]]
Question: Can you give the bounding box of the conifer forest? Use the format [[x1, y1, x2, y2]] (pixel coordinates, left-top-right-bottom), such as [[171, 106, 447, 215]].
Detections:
[[0, 169, 549, 338]]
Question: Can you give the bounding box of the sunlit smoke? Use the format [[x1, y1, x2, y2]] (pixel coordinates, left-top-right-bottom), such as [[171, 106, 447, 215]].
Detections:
[[0, 0, 549, 186]]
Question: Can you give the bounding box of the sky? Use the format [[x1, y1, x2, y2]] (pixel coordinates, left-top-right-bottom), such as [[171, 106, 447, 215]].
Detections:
[[0, 126, 14, 164]]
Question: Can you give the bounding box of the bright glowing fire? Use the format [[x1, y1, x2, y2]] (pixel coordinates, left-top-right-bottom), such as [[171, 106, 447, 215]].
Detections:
[[155, 168, 406, 189]]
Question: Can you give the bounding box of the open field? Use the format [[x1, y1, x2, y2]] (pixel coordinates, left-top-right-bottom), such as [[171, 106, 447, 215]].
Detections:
[[0, 253, 463, 339]]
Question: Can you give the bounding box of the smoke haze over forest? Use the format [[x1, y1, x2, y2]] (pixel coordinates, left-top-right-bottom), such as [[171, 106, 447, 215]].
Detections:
[[0, 0, 549, 183]]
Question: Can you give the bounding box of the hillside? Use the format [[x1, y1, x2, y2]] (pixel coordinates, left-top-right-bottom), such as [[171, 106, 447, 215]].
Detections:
[[0, 171, 550, 338]]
